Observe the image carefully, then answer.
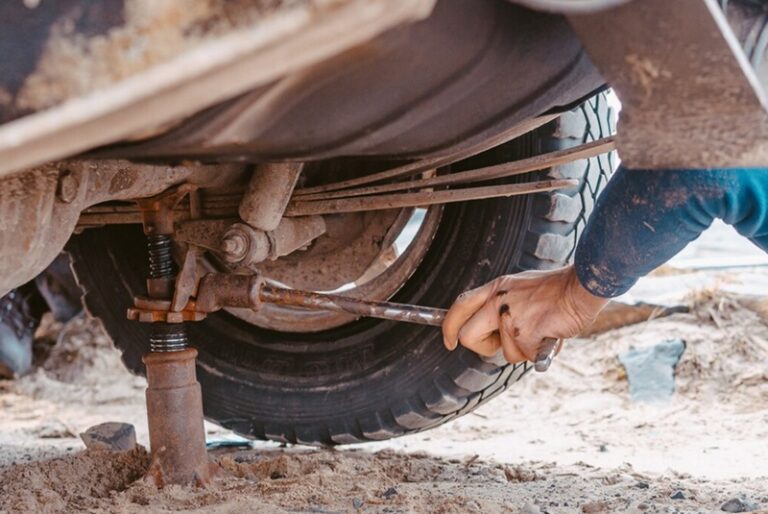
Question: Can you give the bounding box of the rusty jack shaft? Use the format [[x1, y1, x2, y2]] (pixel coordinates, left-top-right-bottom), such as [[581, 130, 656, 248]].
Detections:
[[143, 348, 209, 486], [138, 190, 211, 487]]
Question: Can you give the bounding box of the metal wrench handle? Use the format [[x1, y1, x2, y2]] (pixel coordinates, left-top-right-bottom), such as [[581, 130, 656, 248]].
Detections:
[[259, 284, 560, 372], [259, 285, 448, 326]]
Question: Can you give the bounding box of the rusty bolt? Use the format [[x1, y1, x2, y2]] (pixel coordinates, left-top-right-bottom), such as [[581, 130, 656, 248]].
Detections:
[[57, 171, 79, 203], [220, 232, 248, 262]]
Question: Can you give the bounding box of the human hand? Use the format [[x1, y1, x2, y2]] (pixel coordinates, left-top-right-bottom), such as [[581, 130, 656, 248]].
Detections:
[[441, 266, 608, 364]]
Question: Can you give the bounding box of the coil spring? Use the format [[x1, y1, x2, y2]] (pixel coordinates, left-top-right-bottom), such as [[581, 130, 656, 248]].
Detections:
[[150, 325, 189, 352], [146, 234, 187, 352], [147, 234, 175, 279]]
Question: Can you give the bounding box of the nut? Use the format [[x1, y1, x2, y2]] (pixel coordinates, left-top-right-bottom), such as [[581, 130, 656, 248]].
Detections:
[[220, 232, 248, 261], [57, 171, 79, 203]]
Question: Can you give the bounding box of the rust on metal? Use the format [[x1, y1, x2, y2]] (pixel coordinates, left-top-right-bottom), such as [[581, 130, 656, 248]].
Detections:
[[127, 297, 206, 324], [75, 136, 608, 229], [293, 114, 558, 196], [143, 348, 212, 487], [238, 162, 303, 231], [175, 219, 236, 252], [171, 248, 202, 313], [195, 273, 264, 313], [259, 285, 562, 372], [133, 271, 562, 372], [0, 159, 241, 297], [259, 284, 447, 326], [137, 184, 197, 236], [285, 179, 579, 216], [295, 136, 615, 202], [220, 217, 327, 269]]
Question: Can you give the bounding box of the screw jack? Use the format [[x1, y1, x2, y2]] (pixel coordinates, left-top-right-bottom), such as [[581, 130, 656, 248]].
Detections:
[[134, 189, 211, 487]]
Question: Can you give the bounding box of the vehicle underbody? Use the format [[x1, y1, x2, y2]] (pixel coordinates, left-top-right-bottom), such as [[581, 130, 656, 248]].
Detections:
[[0, 0, 766, 484]]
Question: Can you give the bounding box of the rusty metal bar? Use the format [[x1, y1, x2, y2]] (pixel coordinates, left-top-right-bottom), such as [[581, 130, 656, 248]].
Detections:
[[260, 284, 446, 326], [189, 274, 560, 371], [77, 179, 578, 226], [293, 114, 558, 196], [295, 136, 615, 202], [259, 283, 558, 371], [76, 136, 603, 229], [285, 178, 578, 216]]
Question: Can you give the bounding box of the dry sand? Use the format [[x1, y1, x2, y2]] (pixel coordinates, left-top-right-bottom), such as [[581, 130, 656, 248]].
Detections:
[[1, 281, 768, 512]]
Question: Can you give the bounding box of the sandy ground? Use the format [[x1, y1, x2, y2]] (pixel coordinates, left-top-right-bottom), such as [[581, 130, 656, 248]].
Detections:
[[1, 225, 768, 513]]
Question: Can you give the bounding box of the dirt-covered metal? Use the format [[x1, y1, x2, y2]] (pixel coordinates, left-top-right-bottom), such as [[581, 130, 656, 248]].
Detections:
[[569, 0, 768, 168], [294, 136, 615, 202], [0, 160, 243, 297], [136, 187, 211, 488], [286, 179, 578, 216], [143, 348, 211, 487], [0, 0, 437, 177], [220, 217, 327, 268], [238, 163, 303, 232]]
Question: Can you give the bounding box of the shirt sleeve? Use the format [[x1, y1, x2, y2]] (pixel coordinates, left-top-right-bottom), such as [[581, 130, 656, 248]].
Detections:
[[574, 167, 768, 298]]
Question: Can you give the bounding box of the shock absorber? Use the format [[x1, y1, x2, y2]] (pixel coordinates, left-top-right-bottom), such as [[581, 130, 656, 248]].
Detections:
[[136, 191, 211, 487]]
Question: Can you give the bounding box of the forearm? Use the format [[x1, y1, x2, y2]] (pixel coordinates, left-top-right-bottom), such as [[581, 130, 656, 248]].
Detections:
[[575, 167, 768, 298]]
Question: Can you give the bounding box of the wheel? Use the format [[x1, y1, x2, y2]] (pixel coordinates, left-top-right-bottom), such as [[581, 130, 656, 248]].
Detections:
[[68, 93, 616, 445]]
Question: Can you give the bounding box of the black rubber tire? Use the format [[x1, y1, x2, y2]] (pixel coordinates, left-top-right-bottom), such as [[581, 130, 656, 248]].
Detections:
[[68, 93, 615, 446]]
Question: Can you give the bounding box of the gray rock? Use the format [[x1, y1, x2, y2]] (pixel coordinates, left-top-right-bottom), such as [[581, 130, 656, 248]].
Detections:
[[80, 422, 136, 452], [670, 490, 685, 500], [721, 497, 760, 513], [619, 339, 686, 403], [352, 498, 363, 510], [382, 487, 398, 500]]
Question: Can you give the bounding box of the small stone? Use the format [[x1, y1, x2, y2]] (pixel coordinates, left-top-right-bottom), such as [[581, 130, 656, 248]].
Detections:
[[352, 498, 364, 510], [520, 503, 543, 514], [671, 491, 686, 500], [382, 487, 398, 500], [721, 497, 759, 513], [598, 444, 608, 453], [80, 422, 136, 452], [635, 481, 650, 489], [619, 339, 686, 403], [637, 503, 649, 511], [504, 465, 538, 482]]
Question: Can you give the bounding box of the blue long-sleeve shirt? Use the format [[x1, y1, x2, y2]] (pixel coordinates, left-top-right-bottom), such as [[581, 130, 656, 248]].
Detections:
[[575, 167, 768, 298]]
